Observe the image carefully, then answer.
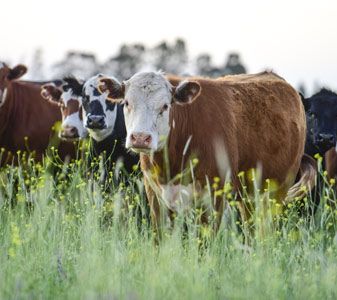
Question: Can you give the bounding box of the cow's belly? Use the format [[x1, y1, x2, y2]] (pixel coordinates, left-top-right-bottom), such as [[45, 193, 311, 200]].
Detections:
[[160, 183, 196, 213]]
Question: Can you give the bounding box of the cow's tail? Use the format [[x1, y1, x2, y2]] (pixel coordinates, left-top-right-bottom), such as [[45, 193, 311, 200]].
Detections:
[[284, 154, 317, 204]]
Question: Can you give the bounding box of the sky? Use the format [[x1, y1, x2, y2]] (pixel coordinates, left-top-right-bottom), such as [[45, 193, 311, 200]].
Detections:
[[1, 0, 337, 94]]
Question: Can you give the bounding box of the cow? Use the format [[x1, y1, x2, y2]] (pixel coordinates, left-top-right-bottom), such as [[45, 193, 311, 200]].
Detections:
[[97, 71, 315, 232], [40, 77, 88, 141], [301, 89, 337, 195], [46, 74, 139, 180], [302, 89, 337, 158], [0, 62, 76, 166]]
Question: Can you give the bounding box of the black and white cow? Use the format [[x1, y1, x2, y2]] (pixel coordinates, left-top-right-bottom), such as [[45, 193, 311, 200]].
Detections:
[[64, 74, 139, 176], [41, 77, 88, 141]]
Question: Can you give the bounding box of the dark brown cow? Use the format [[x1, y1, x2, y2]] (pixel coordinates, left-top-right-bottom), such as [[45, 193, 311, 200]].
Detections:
[[98, 71, 315, 231], [0, 62, 75, 165]]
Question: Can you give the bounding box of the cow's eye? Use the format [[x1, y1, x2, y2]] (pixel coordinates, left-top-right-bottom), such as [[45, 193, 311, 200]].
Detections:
[[159, 104, 169, 115], [82, 95, 89, 107]]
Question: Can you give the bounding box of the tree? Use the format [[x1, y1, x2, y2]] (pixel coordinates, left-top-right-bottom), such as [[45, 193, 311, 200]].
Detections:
[[28, 48, 45, 80], [149, 39, 188, 74], [51, 51, 99, 79], [102, 44, 146, 80], [195, 54, 222, 77], [222, 53, 247, 75]]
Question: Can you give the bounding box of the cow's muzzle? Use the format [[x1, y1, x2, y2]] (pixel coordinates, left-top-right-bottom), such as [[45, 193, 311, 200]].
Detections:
[[129, 132, 152, 150], [315, 133, 336, 152], [60, 125, 80, 141], [86, 115, 106, 130]]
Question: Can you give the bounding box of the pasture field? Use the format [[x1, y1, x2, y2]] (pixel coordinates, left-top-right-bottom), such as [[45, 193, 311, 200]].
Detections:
[[1, 150, 337, 300]]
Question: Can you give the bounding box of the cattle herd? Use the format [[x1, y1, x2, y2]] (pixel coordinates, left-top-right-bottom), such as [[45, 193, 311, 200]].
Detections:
[[1, 61, 337, 233]]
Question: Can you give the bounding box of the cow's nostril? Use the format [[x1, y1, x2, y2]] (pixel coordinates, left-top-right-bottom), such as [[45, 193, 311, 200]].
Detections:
[[70, 127, 77, 134], [131, 134, 136, 142], [317, 133, 335, 144], [144, 135, 152, 145]]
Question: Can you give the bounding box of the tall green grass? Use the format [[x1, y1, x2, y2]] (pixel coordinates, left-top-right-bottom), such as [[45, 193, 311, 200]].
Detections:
[[1, 152, 337, 299]]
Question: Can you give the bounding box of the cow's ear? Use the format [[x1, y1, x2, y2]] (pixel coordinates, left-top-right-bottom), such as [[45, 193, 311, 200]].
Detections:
[[172, 81, 201, 105], [7, 64, 27, 80], [41, 84, 63, 107], [97, 77, 125, 102], [62, 76, 84, 96]]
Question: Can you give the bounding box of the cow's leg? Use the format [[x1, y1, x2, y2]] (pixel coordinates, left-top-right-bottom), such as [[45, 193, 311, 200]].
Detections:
[[143, 177, 162, 240], [213, 194, 224, 233], [231, 174, 254, 244]]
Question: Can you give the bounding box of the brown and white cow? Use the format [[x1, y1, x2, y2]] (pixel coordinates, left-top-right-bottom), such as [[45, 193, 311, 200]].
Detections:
[[98, 71, 314, 231], [0, 62, 76, 165], [41, 77, 87, 141]]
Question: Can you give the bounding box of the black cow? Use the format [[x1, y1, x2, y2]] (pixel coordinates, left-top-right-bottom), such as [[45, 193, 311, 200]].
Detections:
[[302, 89, 337, 157], [302, 89, 337, 205]]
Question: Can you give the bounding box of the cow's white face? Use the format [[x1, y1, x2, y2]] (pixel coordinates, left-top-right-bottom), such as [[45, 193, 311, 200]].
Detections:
[[97, 71, 201, 153], [0, 62, 27, 108], [60, 82, 88, 140], [82, 74, 118, 142], [123, 72, 172, 152], [41, 81, 88, 140]]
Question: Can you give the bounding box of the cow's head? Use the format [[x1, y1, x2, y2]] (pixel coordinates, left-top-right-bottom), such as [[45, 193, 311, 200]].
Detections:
[[79, 74, 118, 142], [98, 71, 201, 152], [303, 89, 337, 153], [41, 78, 87, 141], [0, 62, 27, 107]]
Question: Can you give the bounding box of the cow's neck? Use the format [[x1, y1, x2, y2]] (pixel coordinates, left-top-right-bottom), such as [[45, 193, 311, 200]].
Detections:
[[139, 100, 224, 186], [91, 105, 126, 156], [0, 84, 14, 142], [140, 114, 196, 185]]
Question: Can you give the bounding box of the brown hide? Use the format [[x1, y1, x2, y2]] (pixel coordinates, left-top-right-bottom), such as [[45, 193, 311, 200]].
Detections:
[[140, 72, 306, 226], [0, 80, 75, 165], [325, 148, 337, 179]]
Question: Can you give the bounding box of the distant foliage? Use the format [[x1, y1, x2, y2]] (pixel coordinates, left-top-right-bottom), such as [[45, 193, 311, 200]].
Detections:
[[27, 49, 45, 80], [51, 52, 100, 80], [28, 38, 248, 81], [102, 44, 146, 80]]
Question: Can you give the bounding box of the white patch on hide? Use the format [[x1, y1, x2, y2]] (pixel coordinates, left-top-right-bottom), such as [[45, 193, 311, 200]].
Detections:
[[87, 126, 115, 142], [62, 89, 80, 106], [62, 112, 88, 138], [0, 88, 8, 108], [160, 183, 194, 213]]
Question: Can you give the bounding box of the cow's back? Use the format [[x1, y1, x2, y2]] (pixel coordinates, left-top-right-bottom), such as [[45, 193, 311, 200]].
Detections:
[[225, 72, 306, 183], [0, 81, 76, 164], [167, 72, 306, 191]]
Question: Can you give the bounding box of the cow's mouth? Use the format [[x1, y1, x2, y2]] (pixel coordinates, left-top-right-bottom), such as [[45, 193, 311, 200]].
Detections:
[[59, 133, 80, 142], [129, 146, 153, 154], [86, 124, 107, 130]]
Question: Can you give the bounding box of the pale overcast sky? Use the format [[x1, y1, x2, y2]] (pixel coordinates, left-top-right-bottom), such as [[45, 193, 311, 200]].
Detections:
[[1, 0, 337, 93]]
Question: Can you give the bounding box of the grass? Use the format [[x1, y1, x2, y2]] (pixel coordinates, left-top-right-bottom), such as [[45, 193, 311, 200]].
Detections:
[[1, 151, 337, 299]]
